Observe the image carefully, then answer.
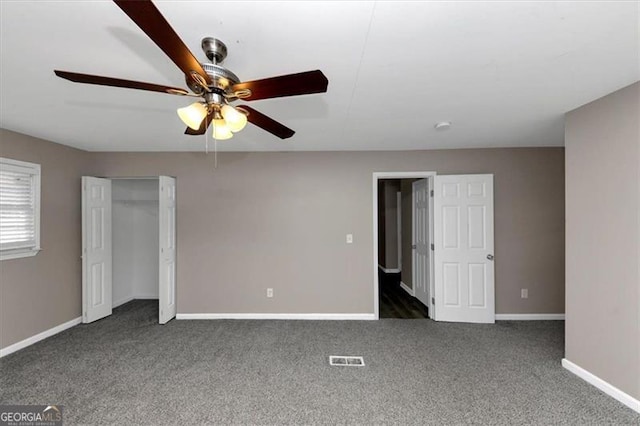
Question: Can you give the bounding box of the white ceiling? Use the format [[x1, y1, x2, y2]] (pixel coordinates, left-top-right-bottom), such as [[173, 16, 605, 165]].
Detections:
[[1, 1, 638, 152]]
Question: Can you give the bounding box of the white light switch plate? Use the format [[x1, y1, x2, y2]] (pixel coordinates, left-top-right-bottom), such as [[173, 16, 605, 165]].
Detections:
[[346, 234, 353, 244], [521, 289, 528, 299]]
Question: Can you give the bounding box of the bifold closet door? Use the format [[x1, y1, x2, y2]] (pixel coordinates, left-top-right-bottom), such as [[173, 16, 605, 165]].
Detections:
[[82, 176, 113, 323], [158, 176, 177, 324]]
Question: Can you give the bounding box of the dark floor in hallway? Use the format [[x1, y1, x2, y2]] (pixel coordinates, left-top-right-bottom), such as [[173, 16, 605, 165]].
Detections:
[[378, 269, 429, 319]]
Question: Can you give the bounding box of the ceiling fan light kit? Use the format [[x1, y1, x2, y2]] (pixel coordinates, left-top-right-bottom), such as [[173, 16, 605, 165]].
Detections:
[[54, 0, 328, 141], [221, 104, 248, 132], [212, 118, 233, 140], [177, 102, 208, 130]]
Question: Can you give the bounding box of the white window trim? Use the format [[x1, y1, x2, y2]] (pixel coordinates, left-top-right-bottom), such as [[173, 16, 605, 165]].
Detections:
[[0, 157, 41, 261]]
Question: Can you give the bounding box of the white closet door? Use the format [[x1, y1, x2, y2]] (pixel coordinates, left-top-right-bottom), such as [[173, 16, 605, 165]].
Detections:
[[434, 174, 495, 323], [82, 177, 112, 323], [158, 176, 177, 324]]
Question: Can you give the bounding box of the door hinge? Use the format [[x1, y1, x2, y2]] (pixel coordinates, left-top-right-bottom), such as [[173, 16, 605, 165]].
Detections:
[[430, 190, 434, 197], [430, 243, 434, 250], [432, 297, 435, 304]]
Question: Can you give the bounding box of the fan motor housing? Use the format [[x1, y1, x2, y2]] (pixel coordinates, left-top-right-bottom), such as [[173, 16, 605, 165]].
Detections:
[[202, 37, 227, 63], [186, 38, 241, 95]]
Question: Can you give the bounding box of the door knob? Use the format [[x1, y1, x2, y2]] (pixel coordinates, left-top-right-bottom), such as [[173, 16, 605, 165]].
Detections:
[[487, 254, 494, 261], [412, 245, 417, 249]]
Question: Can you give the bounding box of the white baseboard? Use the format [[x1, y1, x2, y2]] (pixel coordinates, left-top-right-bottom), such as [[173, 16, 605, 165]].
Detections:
[[378, 264, 401, 273], [0, 316, 82, 358], [113, 296, 134, 308], [176, 313, 376, 320], [562, 358, 640, 413], [134, 295, 159, 300], [400, 281, 415, 297], [113, 295, 158, 308], [495, 313, 565, 320]]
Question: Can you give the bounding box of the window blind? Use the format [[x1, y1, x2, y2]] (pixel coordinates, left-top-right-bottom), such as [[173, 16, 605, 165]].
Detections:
[[0, 165, 37, 251]]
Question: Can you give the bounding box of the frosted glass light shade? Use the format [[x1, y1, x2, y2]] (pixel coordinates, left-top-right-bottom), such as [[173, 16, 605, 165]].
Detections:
[[177, 102, 208, 130], [212, 118, 233, 140], [221, 104, 247, 132]]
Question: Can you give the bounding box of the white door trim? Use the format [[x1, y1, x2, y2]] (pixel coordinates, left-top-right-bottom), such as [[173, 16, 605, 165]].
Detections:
[[396, 191, 402, 271], [428, 177, 435, 316], [373, 172, 436, 320]]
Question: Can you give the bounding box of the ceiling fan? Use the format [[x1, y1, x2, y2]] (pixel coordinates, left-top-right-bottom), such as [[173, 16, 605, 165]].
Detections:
[[54, 0, 328, 140]]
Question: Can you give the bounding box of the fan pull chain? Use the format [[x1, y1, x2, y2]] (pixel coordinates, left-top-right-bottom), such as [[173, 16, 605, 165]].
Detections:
[[205, 133, 218, 170]]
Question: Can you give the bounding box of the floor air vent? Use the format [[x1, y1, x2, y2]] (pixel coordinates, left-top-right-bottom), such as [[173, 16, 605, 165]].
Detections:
[[329, 356, 365, 366]]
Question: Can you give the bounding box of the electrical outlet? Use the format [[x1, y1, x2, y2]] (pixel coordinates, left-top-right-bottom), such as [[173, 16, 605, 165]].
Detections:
[[267, 288, 274, 298], [521, 288, 528, 299], [346, 234, 353, 244]]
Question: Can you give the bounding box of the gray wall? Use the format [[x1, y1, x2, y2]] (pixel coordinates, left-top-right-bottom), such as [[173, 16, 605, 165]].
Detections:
[[0, 129, 91, 349], [0, 137, 566, 351], [91, 148, 565, 316], [565, 82, 639, 399]]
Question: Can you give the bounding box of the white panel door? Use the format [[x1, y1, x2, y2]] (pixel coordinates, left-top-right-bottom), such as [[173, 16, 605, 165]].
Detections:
[[412, 179, 430, 309], [434, 174, 494, 323], [158, 176, 176, 324], [82, 177, 112, 323]]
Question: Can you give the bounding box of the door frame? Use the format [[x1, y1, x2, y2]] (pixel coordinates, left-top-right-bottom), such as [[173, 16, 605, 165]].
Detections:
[[372, 171, 436, 320], [396, 191, 402, 272], [82, 175, 177, 323]]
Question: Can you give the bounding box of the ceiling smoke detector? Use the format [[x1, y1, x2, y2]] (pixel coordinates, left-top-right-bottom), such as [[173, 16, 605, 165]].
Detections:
[[434, 121, 452, 131]]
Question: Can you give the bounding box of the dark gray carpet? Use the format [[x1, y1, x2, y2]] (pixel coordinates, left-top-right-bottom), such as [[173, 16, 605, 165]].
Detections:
[[1, 300, 638, 425]]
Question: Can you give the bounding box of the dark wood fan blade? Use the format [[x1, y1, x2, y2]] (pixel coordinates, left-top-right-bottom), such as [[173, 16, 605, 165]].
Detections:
[[54, 70, 190, 95], [232, 70, 328, 101], [239, 106, 295, 139], [113, 0, 212, 86], [184, 108, 215, 135]]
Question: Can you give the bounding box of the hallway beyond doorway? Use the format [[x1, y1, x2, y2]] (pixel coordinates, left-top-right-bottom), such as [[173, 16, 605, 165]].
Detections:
[[378, 269, 429, 319]]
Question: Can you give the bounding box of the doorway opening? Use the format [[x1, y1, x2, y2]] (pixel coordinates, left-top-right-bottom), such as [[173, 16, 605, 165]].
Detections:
[[112, 178, 160, 309], [374, 172, 496, 323], [374, 172, 436, 320], [82, 176, 177, 325]]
